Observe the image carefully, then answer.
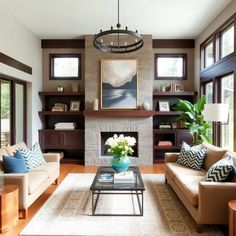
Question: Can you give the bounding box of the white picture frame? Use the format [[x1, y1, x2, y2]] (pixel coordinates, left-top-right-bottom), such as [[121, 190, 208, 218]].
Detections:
[[174, 83, 184, 92], [70, 101, 80, 111], [159, 101, 170, 112]]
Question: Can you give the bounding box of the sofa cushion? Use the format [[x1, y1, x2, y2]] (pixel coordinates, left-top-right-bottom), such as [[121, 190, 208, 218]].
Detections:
[[5, 142, 27, 156], [205, 156, 235, 182], [165, 162, 206, 180], [201, 142, 227, 171], [27, 171, 48, 194], [175, 175, 205, 206], [176, 142, 207, 170], [19, 143, 46, 171], [3, 150, 28, 173], [31, 162, 58, 177]]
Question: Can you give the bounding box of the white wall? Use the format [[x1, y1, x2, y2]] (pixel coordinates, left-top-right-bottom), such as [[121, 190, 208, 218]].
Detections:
[[194, 1, 236, 91], [0, 7, 42, 145]]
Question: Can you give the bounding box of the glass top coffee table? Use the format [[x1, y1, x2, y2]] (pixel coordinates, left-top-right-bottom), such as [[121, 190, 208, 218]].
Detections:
[[90, 166, 145, 216]]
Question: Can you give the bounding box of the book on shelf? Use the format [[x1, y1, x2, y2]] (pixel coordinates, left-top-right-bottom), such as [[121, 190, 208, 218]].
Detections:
[[114, 171, 134, 183], [98, 173, 114, 182], [158, 141, 173, 146]]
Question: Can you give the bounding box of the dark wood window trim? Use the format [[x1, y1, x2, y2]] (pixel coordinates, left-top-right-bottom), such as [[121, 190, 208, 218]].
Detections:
[[0, 52, 32, 75], [50, 54, 81, 80], [41, 39, 85, 49], [154, 53, 187, 80], [200, 13, 236, 73]]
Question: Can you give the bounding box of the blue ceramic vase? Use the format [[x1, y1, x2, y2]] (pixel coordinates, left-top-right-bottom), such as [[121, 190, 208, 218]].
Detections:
[[111, 155, 130, 172]]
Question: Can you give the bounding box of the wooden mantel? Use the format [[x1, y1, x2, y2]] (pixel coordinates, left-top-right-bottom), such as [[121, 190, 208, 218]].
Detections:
[[83, 110, 155, 117]]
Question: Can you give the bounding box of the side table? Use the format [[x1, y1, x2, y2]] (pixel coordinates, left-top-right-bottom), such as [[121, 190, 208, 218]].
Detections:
[[0, 185, 19, 233], [229, 199, 236, 236]]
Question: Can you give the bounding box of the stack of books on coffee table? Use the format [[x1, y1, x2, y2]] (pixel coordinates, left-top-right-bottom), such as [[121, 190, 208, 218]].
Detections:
[[114, 171, 134, 183]]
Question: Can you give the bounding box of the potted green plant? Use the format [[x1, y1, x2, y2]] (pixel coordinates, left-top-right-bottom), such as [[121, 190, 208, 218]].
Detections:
[[57, 85, 64, 92], [174, 95, 211, 145]]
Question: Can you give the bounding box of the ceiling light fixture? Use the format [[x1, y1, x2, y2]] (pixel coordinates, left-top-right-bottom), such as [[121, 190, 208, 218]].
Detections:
[[93, 0, 144, 53]]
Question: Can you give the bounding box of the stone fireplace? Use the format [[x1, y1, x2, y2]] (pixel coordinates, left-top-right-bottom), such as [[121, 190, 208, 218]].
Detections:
[[85, 117, 152, 165], [84, 35, 153, 166]]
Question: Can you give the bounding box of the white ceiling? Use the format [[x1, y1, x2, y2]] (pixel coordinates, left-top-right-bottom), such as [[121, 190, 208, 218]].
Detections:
[[0, 0, 232, 39]]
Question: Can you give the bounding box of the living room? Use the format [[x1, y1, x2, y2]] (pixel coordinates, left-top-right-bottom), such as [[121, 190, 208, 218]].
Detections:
[[0, 0, 236, 235]]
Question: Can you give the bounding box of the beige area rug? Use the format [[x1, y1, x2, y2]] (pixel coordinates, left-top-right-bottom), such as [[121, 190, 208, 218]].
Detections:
[[20, 174, 223, 236]]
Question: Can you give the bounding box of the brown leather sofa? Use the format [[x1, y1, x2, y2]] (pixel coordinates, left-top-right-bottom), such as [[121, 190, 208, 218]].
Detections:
[[0, 142, 60, 218], [165, 142, 236, 232]]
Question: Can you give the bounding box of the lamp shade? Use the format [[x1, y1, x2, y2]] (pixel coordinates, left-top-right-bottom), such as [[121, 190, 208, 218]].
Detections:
[[203, 103, 229, 122]]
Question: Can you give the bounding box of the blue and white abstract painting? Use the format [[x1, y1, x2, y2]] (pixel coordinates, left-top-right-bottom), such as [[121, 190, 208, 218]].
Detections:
[[101, 59, 137, 109]]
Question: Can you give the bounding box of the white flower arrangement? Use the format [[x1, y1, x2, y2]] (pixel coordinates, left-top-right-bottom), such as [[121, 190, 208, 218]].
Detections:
[[105, 134, 136, 157]]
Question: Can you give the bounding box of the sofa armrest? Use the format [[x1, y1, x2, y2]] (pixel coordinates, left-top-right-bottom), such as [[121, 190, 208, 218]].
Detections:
[[43, 153, 60, 163], [198, 181, 236, 224], [164, 152, 179, 163], [4, 173, 28, 209]]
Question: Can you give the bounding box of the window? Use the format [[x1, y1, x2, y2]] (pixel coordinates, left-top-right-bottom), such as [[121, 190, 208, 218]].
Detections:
[[50, 54, 81, 80], [205, 81, 213, 103], [220, 24, 234, 59], [200, 14, 235, 71], [204, 42, 214, 68], [1, 79, 11, 147], [220, 74, 234, 151], [0, 77, 26, 147], [155, 54, 187, 80]]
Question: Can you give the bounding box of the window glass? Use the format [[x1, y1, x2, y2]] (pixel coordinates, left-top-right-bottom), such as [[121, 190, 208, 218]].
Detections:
[[221, 74, 234, 151], [155, 54, 186, 80], [205, 81, 213, 143], [205, 82, 213, 103], [54, 58, 79, 77], [205, 42, 214, 67], [221, 25, 234, 58], [0, 79, 11, 147]]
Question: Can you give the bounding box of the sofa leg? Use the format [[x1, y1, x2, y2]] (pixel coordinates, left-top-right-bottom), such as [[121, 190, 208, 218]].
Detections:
[[196, 224, 203, 233], [165, 178, 168, 184], [19, 209, 28, 219], [54, 178, 58, 185]]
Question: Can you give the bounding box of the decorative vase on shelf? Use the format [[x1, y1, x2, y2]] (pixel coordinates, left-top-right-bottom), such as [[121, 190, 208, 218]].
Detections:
[[111, 155, 130, 173]]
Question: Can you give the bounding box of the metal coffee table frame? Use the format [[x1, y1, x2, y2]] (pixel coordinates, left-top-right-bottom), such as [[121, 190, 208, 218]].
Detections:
[[90, 166, 145, 216]]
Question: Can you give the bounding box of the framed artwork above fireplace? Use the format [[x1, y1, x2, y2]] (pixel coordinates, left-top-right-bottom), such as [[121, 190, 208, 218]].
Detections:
[[101, 59, 137, 109]]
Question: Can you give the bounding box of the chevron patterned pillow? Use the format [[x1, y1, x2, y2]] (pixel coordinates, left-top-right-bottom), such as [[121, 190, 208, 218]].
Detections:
[[176, 142, 207, 170], [205, 156, 235, 182], [19, 142, 46, 171]]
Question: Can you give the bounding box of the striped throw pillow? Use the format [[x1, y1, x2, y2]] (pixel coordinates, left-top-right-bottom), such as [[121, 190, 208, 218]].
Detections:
[[19, 142, 46, 171], [205, 156, 235, 182], [176, 142, 207, 170]]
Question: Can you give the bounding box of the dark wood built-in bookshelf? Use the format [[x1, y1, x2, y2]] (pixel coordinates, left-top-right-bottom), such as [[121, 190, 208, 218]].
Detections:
[[38, 91, 85, 164], [152, 91, 196, 163]]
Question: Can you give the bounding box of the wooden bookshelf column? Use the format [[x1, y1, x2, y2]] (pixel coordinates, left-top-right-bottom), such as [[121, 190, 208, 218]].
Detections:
[[38, 92, 85, 164], [153, 91, 196, 163]]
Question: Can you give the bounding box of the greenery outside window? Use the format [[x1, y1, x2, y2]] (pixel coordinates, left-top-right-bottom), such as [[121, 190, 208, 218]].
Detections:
[[50, 54, 81, 80], [154, 53, 187, 80]]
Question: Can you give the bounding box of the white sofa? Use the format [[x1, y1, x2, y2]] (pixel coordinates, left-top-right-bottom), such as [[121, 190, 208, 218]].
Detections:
[[0, 142, 60, 218]]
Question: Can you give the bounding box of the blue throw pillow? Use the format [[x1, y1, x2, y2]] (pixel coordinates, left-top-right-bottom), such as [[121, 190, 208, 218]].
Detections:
[[3, 150, 28, 173]]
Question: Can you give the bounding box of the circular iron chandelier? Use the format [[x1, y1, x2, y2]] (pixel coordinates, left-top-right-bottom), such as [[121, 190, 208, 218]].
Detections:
[[93, 0, 144, 54]]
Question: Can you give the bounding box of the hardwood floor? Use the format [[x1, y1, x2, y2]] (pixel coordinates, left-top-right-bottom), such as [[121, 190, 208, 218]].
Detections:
[[0, 164, 165, 236]]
